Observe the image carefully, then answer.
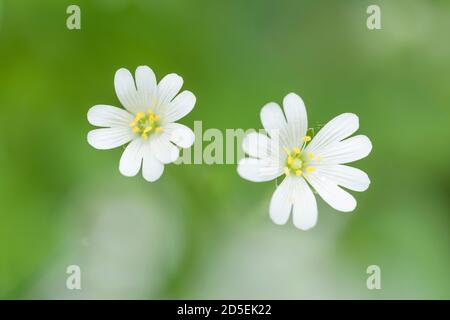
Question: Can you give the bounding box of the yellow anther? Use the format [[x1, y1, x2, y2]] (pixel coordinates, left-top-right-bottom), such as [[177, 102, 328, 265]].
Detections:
[[287, 156, 294, 165], [303, 135, 311, 142], [154, 115, 161, 122], [136, 112, 145, 119], [147, 109, 154, 115], [131, 112, 146, 126], [141, 133, 149, 139], [308, 152, 314, 159], [284, 167, 290, 176], [306, 166, 316, 173], [143, 127, 152, 134], [155, 127, 164, 133], [132, 127, 141, 134], [295, 170, 302, 177], [293, 147, 301, 154], [316, 156, 322, 162]]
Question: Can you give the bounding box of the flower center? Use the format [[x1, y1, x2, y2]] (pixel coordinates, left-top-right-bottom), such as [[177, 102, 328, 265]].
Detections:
[[130, 109, 163, 139], [283, 136, 320, 177], [284, 147, 305, 177]]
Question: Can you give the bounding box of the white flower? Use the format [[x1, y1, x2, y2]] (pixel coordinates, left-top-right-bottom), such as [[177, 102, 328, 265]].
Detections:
[[87, 66, 196, 182], [237, 93, 372, 230]]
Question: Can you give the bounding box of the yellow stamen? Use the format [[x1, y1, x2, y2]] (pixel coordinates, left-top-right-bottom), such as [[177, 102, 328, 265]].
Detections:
[[293, 147, 301, 154], [287, 156, 294, 165], [141, 133, 149, 139], [143, 127, 152, 134], [308, 152, 314, 159], [130, 112, 146, 126], [154, 115, 161, 122], [284, 167, 290, 176], [316, 156, 322, 162], [132, 127, 140, 134], [306, 166, 316, 173], [303, 135, 311, 142], [283, 147, 290, 155], [295, 169, 302, 177], [155, 127, 163, 133], [136, 111, 145, 119]]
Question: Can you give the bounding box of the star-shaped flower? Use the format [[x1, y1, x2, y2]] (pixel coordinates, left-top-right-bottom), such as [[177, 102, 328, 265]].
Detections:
[[237, 93, 372, 230], [87, 66, 195, 182]]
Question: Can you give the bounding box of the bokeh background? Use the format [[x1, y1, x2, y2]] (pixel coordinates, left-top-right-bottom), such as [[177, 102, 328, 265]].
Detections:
[[0, 0, 449, 299]]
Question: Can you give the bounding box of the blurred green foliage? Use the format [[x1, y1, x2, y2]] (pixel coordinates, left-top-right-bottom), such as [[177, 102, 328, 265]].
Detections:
[[0, 0, 449, 299]]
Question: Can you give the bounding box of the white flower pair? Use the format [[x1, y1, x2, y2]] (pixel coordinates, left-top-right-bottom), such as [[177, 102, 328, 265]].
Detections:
[[87, 66, 372, 230]]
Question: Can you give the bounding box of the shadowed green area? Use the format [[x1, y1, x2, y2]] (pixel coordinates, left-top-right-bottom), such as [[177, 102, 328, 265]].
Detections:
[[0, 0, 449, 299]]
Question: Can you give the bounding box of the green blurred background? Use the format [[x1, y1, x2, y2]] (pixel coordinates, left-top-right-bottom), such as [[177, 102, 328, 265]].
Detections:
[[0, 0, 449, 299]]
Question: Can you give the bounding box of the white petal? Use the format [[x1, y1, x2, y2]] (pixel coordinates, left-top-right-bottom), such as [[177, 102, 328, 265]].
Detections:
[[142, 147, 164, 182], [305, 173, 357, 212], [260, 102, 290, 148], [151, 136, 180, 164], [242, 132, 272, 159], [119, 139, 144, 177], [156, 73, 183, 112], [164, 123, 195, 148], [292, 178, 317, 230], [315, 165, 370, 192], [87, 105, 133, 127], [114, 68, 141, 114], [283, 93, 308, 148], [163, 91, 196, 123], [87, 127, 133, 150], [307, 113, 359, 154], [270, 176, 295, 225], [318, 135, 372, 164], [237, 157, 282, 182], [135, 66, 157, 110]]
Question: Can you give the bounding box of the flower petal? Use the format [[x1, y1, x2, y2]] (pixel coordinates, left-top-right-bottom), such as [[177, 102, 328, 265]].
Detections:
[[260, 102, 290, 148], [87, 104, 134, 127], [292, 178, 317, 230], [87, 127, 133, 150], [164, 123, 195, 148], [242, 132, 273, 159], [156, 73, 183, 112], [237, 157, 283, 182], [305, 173, 357, 212], [283, 93, 308, 148], [315, 165, 370, 192], [318, 135, 372, 164], [163, 90, 196, 123], [119, 139, 145, 177], [307, 113, 359, 154], [135, 65, 157, 110], [114, 68, 141, 114], [269, 176, 295, 225], [151, 136, 180, 164], [142, 146, 164, 182]]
